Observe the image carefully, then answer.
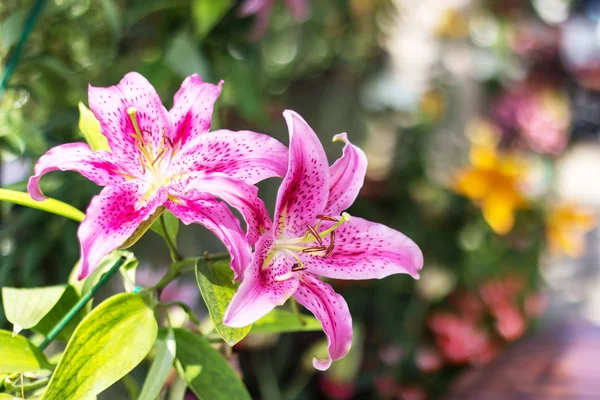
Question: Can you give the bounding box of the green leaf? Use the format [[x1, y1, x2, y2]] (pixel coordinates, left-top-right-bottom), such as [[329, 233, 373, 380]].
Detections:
[[0, 188, 85, 222], [0, 394, 19, 400], [196, 260, 251, 346], [120, 206, 166, 249], [250, 309, 322, 334], [78, 102, 109, 152], [33, 285, 83, 341], [192, 0, 234, 38], [173, 329, 250, 400], [99, 0, 122, 39], [164, 30, 210, 79], [138, 328, 176, 400], [0, 330, 52, 373], [41, 294, 157, 400], [150, 210, 179, 243], [2, 286, 66, 335]]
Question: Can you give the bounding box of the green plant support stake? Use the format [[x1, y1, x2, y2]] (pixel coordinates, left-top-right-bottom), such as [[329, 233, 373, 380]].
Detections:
[[38, 256, 127, 351]]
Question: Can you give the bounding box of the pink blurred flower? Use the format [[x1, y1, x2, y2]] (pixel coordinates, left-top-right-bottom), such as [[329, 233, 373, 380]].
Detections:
[[374, 375, 396, 398], [428, 313, 491, 365], [395, 385, 427, 400], [491, 302, 526, 341], [492, 87, 570, 155], [379, 343, 404, 366], [319, 376, 356, 400], [415, 347, 442, 373], [239, 0, 310, 40], [525, 293, 547, 317]]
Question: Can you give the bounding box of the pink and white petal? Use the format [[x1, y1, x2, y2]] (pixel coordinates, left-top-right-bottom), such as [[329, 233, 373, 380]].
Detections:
[[323, 133, 368, 216], [171, 129, 288, 184], [293, 272, 353, 371], [27, 143, 128, 201], [224, 235, 299, 327], [165, 196, 252, 281], [273, 110, 330, 237], [77, 182, 167, 279], [301, 216, 423, 280], [185, 174, 272, 244], [169, 75, 223, 146], [88, 72, 172, 174], [285, 0, 310, 21]]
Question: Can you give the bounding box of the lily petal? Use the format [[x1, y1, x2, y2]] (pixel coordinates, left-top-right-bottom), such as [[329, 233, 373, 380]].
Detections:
[[293, 272, 353, 371], [171, 129, 288, 185], [323, 133, 368, 216], [274, 110, 330, 237], [165, 196, 252, 280], [77, 182, 167, 279], [285, 0, 310, 21], [185, 173, 272, 244], [169, 75, 223, 146], [27, 143, 128, 201], [300, 216, 423, 280], [88, 72, 172, 175], [224, 235, 299, 327]]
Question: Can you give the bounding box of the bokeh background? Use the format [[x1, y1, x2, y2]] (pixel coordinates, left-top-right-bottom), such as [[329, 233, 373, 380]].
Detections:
[[2, 0, 600, 398]]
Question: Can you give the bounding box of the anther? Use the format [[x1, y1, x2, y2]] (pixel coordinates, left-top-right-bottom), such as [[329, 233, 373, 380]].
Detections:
[[302, 246, 327, 253], [317, 215, 338, 222], [291, 263, 307, 272], [324, 231, 335, 257], [307, 225, 323, 245]]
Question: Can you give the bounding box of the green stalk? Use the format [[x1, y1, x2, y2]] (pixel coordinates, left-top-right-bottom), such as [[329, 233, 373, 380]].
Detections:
[[38, 256, 127, 351], [160, 213, 181, 262], [0, 0, 47, 97]]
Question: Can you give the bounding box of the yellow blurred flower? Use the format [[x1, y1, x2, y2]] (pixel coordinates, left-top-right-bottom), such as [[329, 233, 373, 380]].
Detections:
[[453, 121, 528, 235], [546, 203, 596, 258]]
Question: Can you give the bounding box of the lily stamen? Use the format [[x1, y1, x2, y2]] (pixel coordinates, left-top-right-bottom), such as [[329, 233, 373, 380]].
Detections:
[[302, 246, 327, 253], [291, 263, 307, 272], [324, 230, 335, 257], [307, 225, 323, 245]]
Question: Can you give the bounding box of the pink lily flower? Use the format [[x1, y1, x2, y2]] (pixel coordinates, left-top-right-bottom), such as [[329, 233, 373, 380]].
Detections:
[[239, 0, 309, 40], [28, 72, 287, 280], [223, 111, 423, 370]]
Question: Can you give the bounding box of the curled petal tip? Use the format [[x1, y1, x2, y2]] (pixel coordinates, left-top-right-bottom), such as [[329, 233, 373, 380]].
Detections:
[[27, 177, 47, 202], [313, 357, 332, 371], [332, 132, 349, 143]]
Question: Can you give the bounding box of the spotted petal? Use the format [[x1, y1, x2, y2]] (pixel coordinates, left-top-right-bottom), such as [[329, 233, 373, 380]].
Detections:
[[169, 75, 223, 147], [88, 72, 172, 175], [293, 272, 353, 370], [171, 129, 288, 185], [165, 196, 252, 281], [274, 110, 330, 237], [323, 133, 368, 216], [77, 182, 167, 279], [300, 216, 423, 280], [224, 235, 299, 327], [27, 143, 128, 201], [185, 174, 272, 244]]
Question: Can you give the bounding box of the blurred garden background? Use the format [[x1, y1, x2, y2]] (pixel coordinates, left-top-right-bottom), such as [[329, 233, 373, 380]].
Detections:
[[2, 0, 600, 398]]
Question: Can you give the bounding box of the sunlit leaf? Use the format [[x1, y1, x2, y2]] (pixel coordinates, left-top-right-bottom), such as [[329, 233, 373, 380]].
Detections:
[[164, 30, 210, 79], [78, 102, 109, 152], [0, 330, 51, 374], [33, 285, 83, 341], [173, 329, 251, 400], [0, 188, 85, 222], [138, 328, 176, 400], [41, 294, 157, 400], [69, 251, 137, 299], [250, 309, 322, 334], [2, 286, 66, 336], [192, 0, 234, 38], [196, 260, 251, 346]]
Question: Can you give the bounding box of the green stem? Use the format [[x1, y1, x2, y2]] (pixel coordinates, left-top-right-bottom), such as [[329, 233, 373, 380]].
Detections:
[[147, 252, 230, 293], [0, 0, 47, 97], [3, 375, 49, 393], [160, 213, 181, 262], [290, 298, 305, 326], [38, 256, 127, 351], [156, 301, 201, 326]]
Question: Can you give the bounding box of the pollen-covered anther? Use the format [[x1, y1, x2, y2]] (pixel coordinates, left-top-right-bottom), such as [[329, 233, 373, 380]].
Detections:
[[291, 263, 307, 272]]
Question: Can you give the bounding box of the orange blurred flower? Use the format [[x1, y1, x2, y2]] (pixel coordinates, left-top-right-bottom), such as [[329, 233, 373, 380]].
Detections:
[[546, 203, 596, 258], [453, 122, 528, 235]]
